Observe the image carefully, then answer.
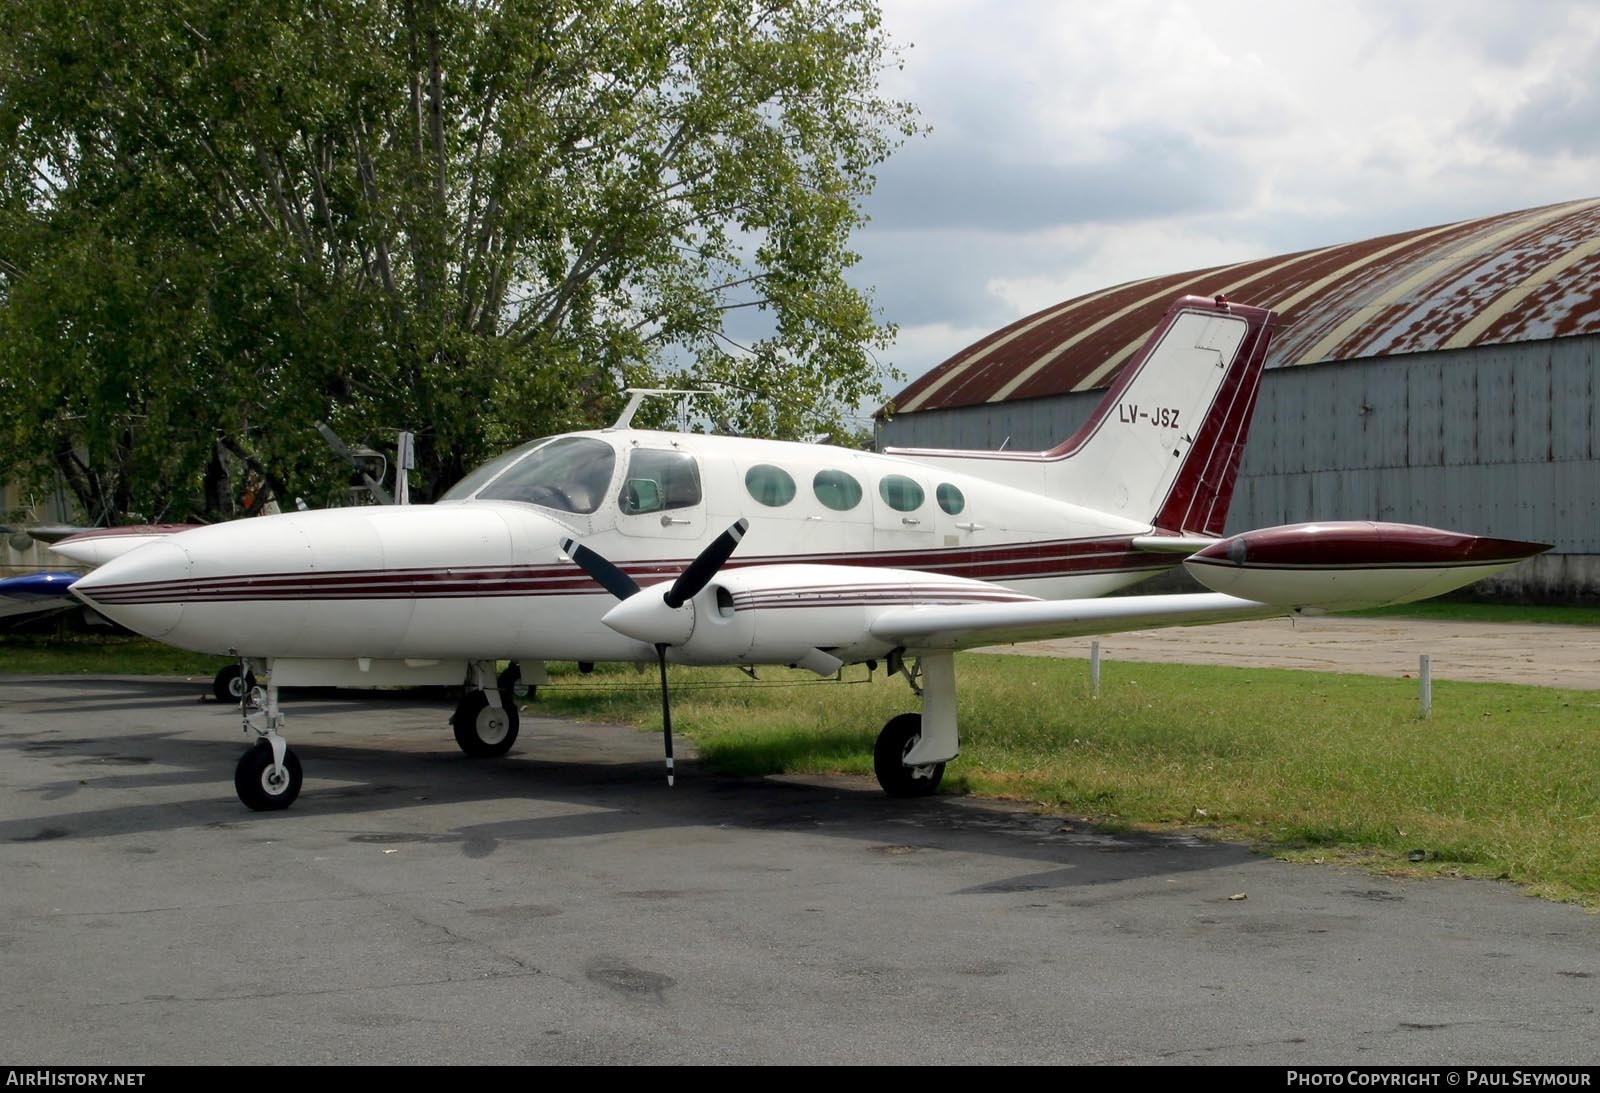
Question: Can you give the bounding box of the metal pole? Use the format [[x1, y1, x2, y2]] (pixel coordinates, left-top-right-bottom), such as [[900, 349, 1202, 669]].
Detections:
[[1419, 654, 1432, 719], [1090, 640, 1101, 698], [395, 431, 414, 505]]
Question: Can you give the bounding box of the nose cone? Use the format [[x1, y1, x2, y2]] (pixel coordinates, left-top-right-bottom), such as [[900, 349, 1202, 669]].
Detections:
[[71, 539, 192, 638], [600, 584, 695, 646]]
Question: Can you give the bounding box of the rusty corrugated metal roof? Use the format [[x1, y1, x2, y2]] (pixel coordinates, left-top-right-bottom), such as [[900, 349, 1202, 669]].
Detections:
[[891, 198, 1600, 414]]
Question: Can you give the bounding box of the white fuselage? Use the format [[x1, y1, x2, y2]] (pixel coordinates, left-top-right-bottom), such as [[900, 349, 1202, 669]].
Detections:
[[72, 429, 1170, 665]]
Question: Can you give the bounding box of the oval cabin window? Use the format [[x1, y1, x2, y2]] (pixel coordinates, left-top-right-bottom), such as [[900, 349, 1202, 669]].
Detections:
[[878, 474, 925, 512], [936, 483, 965, 515], [812, 469, 864, 512], [744, 464, 797, 507]]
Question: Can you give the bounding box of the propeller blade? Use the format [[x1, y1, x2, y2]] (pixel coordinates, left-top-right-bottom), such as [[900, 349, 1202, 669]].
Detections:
[[656, 643, 675, 787], [665, 519, 749, 609], [560, 536, 641, 601]]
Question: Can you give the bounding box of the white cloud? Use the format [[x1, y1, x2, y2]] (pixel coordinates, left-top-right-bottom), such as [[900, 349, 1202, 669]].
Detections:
[[853, 0, 1600, 389]]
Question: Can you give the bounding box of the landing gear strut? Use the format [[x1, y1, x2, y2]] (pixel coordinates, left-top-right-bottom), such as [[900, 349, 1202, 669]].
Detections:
[[873, 651, 960, 799], [233, 662, 301, 811], [451, 661, 520, 758]]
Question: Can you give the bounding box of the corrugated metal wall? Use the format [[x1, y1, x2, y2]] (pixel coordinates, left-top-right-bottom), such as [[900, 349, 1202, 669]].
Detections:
[[877, 334, 1600, 596], [879, 393, 1097, 454]]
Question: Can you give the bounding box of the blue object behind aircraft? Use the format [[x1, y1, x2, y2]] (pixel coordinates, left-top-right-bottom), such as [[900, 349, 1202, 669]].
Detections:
[[0, 571, 81, 619]]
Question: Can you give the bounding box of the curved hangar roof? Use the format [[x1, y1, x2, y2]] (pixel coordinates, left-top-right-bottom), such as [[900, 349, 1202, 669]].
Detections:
[[892, 197, 1600, 414]]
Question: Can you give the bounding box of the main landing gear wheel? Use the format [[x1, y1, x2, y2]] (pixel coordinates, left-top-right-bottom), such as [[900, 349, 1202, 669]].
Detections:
[[873, 713, 945, 798], [451, 690, 520, 758], [234, 740, 303, 811], [213, 663, 256, 704]]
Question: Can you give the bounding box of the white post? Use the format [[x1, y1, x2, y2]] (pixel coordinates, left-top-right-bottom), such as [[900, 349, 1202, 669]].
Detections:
[[1419, 654, 1432, 719], [395, 431, 415, 505], [1090, 640, 1101, 698]]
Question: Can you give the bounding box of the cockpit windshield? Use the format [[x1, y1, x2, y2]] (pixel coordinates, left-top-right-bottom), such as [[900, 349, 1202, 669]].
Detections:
[[469, 437, 617, 514], [438, 437, 554, 502]]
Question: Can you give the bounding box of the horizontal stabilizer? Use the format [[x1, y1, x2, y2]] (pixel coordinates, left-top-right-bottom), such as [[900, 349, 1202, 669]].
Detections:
[[1131, 534, 1221, 554]]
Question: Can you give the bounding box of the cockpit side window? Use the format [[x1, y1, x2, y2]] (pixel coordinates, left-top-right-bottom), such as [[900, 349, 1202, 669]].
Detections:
[[438, 436, 554, 501], [619, 448, 702, 515], [474, 437, 616, 513]]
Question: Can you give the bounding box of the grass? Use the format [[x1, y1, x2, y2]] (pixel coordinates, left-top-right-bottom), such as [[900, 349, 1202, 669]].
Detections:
[[538, 655, 1600, 906], [0, 633, 228, 676], [7, 631, 1600, 904]]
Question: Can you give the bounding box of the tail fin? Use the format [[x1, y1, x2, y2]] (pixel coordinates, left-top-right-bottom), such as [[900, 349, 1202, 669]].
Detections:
[[1047, 295, 1275, 534], [885, 295, 1276, 535]]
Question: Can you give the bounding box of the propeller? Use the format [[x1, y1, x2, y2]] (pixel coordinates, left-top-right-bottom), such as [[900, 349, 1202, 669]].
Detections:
[[562, 539, 641, 601], [560, 519, 750, 786], [665, 520, 747, 608]]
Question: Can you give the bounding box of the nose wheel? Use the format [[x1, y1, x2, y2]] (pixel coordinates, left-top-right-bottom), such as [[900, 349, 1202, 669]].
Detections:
[[234, 738, 302, 811]]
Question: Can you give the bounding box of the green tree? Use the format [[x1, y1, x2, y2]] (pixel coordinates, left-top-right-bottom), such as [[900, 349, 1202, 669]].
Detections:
[[0, 0, 912, 521]]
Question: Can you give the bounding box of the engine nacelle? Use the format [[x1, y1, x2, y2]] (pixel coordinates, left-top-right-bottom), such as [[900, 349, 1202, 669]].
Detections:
[[604, 564, 1039, 670], [50, 524, 198, 567]]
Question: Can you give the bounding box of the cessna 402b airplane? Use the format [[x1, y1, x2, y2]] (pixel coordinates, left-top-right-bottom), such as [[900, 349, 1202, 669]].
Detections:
[[65, 295, 1547, 811]]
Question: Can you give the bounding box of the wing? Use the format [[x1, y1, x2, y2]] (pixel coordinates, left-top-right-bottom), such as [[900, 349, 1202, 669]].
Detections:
[[873, 521, 1549, 653], [871, 592, 1282, 653], [559, 521, 1550, 673]]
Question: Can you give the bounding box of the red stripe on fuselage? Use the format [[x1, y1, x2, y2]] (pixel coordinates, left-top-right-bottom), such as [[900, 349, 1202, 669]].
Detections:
[[77, 538, 1179, 605]]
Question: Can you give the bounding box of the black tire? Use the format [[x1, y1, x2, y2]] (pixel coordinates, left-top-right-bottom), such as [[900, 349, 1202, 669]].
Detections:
[[213, 664, 256, 704], [234, 741, 303, 811], [873, 713, 945, 798], [451, 690, 520, 758]]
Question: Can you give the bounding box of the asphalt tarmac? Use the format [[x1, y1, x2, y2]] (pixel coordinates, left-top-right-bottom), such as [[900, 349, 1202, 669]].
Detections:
[[2, 674, 1596, 1065]]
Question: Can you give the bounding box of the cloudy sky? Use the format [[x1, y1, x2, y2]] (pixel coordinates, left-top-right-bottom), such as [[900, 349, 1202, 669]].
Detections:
[[852, 0, 1600, 396]]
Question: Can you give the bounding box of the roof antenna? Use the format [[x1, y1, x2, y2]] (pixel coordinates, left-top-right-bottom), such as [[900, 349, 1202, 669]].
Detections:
[[997, 436, 1010, 451]]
